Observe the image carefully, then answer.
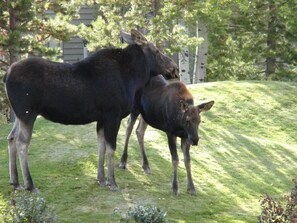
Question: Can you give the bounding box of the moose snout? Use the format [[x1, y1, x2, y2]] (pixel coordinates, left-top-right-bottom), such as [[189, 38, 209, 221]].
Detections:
[[190, 136, 199, 146], [171, 67, 179, 79], [165, 66, 179, 79], [192, 137, 199, 146]]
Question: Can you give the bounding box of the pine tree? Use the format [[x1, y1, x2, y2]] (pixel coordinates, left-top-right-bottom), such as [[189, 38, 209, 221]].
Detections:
[[207, 0, 297, 81], [0, 0, 84, 121]]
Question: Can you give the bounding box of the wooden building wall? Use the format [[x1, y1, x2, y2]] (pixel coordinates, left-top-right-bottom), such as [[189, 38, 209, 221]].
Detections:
[[62, 6, 96, 63]]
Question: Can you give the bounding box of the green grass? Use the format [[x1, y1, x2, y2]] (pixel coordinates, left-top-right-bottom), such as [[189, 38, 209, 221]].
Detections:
[[1, 80, 297, 223]]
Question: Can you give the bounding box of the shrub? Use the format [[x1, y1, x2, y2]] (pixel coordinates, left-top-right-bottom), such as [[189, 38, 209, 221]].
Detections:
[[0, 69, 9, 123], [0, 191, 56, 223], [114, 204, 169, 223], [258, 180, 297, 223]]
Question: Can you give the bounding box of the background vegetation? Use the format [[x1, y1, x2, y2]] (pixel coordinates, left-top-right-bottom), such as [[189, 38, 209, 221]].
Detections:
[[1, 0, 297, 117], [0, 81, 296, 222]]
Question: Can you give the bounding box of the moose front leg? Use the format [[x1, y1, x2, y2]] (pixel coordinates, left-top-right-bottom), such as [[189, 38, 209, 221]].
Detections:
[[106, 144, 118, 191], [102, 116, 121, 192], [181, 138, 196, 195], [97, 125, 119, 191], [167, 133, 179, 195]]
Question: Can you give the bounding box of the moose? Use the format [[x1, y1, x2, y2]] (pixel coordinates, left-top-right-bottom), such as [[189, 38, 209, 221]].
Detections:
[[4, 30, 178, 192], [119, 75, 214, 195]]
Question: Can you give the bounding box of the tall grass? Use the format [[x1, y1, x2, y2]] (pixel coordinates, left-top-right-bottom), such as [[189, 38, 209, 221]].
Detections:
[[0, 81, 296, 222]]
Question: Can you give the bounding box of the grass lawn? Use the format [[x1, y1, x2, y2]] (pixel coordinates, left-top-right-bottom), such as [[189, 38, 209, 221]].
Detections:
[[0, 80, 297, 222]]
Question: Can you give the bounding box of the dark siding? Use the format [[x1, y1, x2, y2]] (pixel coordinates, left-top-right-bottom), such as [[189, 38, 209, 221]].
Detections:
[[62, 6, 96, 63]]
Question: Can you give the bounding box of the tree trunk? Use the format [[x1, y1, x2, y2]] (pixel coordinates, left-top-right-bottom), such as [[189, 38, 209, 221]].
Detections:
[[178, 20, 191, 84], [265, 0, 277, 79], [193, 18, 208, 83], [178, 48, 191, 84], [9, 8, 18, 65], [8, 8, 18, 122], [152, 0, 161, 16]]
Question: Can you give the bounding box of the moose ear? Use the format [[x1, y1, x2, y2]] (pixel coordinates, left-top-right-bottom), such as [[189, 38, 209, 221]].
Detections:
[[120, 31, 134, 45], [197, 101, 214, 112], [131, 29, 148, 45], [180, 100, 189, 113]]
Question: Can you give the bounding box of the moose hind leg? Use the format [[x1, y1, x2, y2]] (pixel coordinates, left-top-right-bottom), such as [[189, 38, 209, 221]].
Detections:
[[97, 126, 107, 186], [136, 116, 151, 174], [16, 119, 36, 192], [7, 119, 20, 190], [119, 114, 137, 170]]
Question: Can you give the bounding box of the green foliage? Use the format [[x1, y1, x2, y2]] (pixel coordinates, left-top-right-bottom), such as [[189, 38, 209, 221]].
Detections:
[[0, 70, 6, 109], [259, 180, 297, 223], [127, 205, 168, 223], [0, 0, 83, 63], [0, 69, 8, 124], [0, 0, 296, 83], [78, 1, 200, 54], [207, 0, 297, 81], [0, 191, 56, 223], [79, 0, 296, 81], [114, 205, 169, 223]]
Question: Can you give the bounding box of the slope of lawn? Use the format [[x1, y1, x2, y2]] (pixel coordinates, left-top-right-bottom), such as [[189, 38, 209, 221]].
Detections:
[[0, 80, 297, 223]]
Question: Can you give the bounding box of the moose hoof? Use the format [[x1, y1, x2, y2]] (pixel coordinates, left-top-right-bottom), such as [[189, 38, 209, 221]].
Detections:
[[143, 166, 152, 174], [97, 180, 108, 187], [30, 188, 40, 194], [13, 185, 23, 191], [119, 162, 126, 170], [172, 189, 179, 196], [109, 185, 120, 192], [187, 188, 196, 195]]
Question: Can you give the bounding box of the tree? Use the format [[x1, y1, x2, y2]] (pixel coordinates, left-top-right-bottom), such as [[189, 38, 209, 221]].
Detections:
[[266, 0, 277, 78], [193, 18, 208, 83], [0, 0, 84, 121], [178, 19, 191, 84], [0, 0, 83, 64], [207, 0, 297, 81], [78, 0, 200, 82]]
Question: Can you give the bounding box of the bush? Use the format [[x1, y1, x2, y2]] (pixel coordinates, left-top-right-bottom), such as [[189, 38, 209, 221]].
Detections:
[[114, 204, 169, 223], [0, 69, 9, 123], [259, 180, 297, 223], [0, 191, 56, 223]]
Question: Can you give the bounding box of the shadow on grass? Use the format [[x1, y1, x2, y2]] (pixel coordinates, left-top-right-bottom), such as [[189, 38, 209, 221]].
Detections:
[[0, 119, 180, 221], [0, 81, 296, 223]]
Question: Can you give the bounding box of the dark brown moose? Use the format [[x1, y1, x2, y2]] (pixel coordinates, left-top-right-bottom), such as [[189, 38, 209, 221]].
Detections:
[[119, 75, 214, 195], [4, 30, 178, 192]]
